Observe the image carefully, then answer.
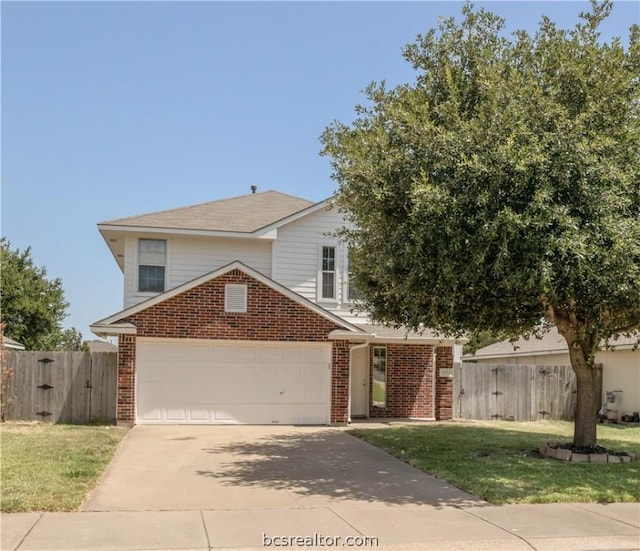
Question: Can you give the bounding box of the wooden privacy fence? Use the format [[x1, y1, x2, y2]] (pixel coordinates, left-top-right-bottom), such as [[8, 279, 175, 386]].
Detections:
[[2, 351, 117, 424], [453, 362, 599, 421]]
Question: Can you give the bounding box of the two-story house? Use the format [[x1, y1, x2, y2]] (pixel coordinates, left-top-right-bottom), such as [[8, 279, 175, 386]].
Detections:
[[91, 190, 458, 425]]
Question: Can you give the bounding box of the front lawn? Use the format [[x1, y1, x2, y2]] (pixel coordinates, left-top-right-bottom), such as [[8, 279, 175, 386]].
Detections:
[[350, 420, 640, 504], [1, 422, 128, 512]]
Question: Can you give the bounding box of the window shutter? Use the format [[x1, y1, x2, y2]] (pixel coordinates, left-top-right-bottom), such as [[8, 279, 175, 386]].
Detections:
[[225, 284, 247, 313]]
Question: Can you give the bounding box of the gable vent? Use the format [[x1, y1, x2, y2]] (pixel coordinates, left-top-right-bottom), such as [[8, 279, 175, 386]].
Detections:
[[225, 284, 247, 313]]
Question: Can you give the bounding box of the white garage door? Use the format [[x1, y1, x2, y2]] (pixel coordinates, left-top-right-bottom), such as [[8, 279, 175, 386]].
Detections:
[[136, 339, 331, 425]]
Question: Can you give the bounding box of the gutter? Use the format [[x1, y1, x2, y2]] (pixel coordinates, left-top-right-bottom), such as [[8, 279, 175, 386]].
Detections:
[[328, 329, 462, 346]]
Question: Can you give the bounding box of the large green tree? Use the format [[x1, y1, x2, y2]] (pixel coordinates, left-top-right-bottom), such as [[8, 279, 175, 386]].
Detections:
[[1, 238, 84, 350], [321, 1, 640, 447]]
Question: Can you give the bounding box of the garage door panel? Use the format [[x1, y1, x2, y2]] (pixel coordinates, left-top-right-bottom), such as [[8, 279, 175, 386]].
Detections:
[[275, 404, 326, 425], [189, 409, 211, 421], [235, 347, 258, 362], [136, 340, 330, 425], [139, 407, 162, 422], [165, 409, 187, 422], [260, 347, 281, 362], [254, 364, 279, 383], [304, 347, 328, 363], [210, 345, 234, 361]]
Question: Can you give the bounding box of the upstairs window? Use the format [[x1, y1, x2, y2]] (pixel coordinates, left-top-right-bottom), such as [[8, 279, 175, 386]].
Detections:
[[321, 246, 336, 299], [138, 239, 166, 292]]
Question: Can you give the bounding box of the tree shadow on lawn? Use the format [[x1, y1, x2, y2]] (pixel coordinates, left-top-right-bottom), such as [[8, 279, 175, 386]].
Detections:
[[195, 428, 486, 509]]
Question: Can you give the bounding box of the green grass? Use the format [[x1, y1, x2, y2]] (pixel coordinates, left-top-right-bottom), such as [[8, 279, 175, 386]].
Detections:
[[350, 420, 640, 504], [1, 422, 128, 512]]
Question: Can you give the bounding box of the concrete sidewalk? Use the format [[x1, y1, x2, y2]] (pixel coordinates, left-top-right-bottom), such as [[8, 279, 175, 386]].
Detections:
[[2, 502, 639, 551]]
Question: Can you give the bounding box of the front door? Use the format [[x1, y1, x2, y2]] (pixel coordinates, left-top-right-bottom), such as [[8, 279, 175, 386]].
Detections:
[[350, 346, 368, 417]]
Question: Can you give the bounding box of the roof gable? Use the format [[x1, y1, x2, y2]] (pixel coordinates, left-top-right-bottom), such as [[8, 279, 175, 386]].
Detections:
[[91, 261, 364, 335]]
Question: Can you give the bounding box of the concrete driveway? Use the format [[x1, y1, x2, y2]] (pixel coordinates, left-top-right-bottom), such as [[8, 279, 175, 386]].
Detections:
[[82, 425, 481, 512], [4, 426, 638, 550]]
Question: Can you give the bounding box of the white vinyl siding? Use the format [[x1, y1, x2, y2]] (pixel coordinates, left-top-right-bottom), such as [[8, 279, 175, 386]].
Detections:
[[273, 207, 355, 315], [124, 235, 272, 308]]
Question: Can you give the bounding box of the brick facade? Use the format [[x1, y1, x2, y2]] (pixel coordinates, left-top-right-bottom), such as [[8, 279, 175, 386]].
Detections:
[[117, 334, 136, 423], [114, 267, 454, 425], [116, 269, 343, 423], [368, 344, 435, 419], [435, 346, 454, 420], [331, 340, 350, 424], [124, 270, 340, 341]]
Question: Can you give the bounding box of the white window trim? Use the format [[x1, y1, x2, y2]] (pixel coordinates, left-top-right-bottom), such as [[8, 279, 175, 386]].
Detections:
[[317, 243, 338, 303], [136, 238, 170, 295], [225, 284, 248, 313], [372, 346, 387, 408]]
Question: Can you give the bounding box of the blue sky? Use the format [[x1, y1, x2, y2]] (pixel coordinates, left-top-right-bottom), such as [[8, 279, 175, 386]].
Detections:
[[2, 1, 638, 342]]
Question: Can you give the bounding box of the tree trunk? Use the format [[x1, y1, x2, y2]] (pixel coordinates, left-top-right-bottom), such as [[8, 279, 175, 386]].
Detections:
[[565, 333, 602, 446], [572, 364, 600, 447], [548, 308, 603, 448]]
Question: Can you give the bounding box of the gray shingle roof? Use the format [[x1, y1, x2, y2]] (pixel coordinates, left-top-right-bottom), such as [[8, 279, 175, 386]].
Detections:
[[100, 190, 315, 233]]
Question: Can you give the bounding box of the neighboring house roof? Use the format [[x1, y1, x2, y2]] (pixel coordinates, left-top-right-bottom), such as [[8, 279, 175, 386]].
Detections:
[[91, 261, 365, 336], [2, 336, 25, 350], [465, 327, 639, 361], [100, 190, 315, 234], [85, 340, 118, 353]]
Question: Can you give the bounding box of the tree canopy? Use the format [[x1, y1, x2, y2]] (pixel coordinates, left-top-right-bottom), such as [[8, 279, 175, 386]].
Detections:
[[1, 238, 84, 350], [321, 1, 640, 446]]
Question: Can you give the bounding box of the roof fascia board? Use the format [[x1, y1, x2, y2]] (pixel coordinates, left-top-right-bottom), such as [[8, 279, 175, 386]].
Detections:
[[97, 224, 278, 240], [90, 323, 137, 336], [92, 261, 363, 333], [255, 199, 331, 233]]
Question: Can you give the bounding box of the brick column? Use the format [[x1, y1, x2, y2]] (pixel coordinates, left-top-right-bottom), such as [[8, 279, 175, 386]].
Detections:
[[435, 346, 453, 420], [117, 334, 136, 424], [331, 340, 350, 425]]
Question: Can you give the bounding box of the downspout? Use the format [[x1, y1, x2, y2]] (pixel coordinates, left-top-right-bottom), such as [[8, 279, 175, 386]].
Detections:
[[348, 342, 370, 424], [432, 345, 438, 420]]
